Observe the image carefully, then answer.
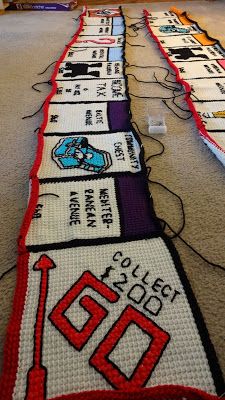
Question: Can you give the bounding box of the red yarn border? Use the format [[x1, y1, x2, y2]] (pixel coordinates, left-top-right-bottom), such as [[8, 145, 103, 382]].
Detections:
[[50, 385, 223, 400]]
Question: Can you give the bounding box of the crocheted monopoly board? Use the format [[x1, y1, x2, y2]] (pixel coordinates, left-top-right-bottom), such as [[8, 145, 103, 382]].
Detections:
[[1, 7, 224, 400], [144, 7, 225, 167]]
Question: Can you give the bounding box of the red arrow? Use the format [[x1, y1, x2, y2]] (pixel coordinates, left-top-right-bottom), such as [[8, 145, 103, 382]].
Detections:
[[26, 255, 56, 400]]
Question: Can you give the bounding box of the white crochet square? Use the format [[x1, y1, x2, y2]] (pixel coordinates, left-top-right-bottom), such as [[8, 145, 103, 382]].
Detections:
[[158, 34, 201, 48], [80, 24, 124, 37], [38, 131, 141, 179], [148, 16, 182, 27], [190, 78, 225, 101], [44, 103, 110, 133], [83, 16, 124, 26], [63, 46, 123, 63], [147, 11, 177, 19], [175, 60, 225, 79], [81, 25, 114, 36], [56, 61, 124, 81], [13, 238, 216, 399], [70, 35, 124, 47], [26, 177, 121, 246], [194, 100, 225, 130], [51, 79, 127, 103]]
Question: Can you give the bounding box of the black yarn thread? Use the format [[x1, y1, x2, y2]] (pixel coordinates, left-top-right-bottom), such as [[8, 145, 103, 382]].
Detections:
[[129, 90, 191, 101], [66, 47, 87, 51], [38, 61, 57, 76], [32, 80, 52, 93], [132, 121, 165, 168], [153, 72, 181, 91], [130, 23, 146, 32], [127, 66, 181, 92], [148, 177, 185, 238], [126, 63, 177, 83], [72, 12, 83, 22], [162, 87, 193, 119], [148, 162, 224, 272], [22, 100, 46, 120], [188, 90, 201, 102], [133, 124, 182, 234], [127, 20, 146, 33], [162, 99, 193, 120], [160, 218, 225, 272], [126, 41, 146, 48], [173, 86, 193, 115], [126, 31, 139, 38], [126, 65, 193, 120], [161, 84, 194, 119], [123, 14, 144, 20], [172, 96, 192, 112], [0, 265, 16, 282], [127, 73, 179, 91]]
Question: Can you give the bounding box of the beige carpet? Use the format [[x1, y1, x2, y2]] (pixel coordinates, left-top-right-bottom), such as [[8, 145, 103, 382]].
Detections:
[[0, 0, 225, 383]]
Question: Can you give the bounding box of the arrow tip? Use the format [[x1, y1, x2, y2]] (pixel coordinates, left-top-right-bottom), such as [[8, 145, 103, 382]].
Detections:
[[33, 255, 56, 271]]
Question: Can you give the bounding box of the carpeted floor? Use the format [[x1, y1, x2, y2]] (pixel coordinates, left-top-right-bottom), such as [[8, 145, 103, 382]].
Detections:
[[0, 0, 225, 382]]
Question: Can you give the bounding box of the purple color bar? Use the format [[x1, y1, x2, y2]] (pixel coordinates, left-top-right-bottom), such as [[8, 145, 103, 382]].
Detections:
[[116, 175, 160, 237], [108, 101, 131, 132]]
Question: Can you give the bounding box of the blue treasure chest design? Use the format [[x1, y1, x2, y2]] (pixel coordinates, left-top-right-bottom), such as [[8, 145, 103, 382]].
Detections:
[[159, 25, 190, 33], [52, 137, 112, 173]]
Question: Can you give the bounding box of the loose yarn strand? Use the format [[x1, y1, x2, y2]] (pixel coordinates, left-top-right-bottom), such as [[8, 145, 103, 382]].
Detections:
[[162, 99, 193, 120], [0, 265, 16, 282], [126, 41, 146, 47], [132, 120, 165, 161], [161, 218, 225, 272], [22, 100, 46, 120], [148, 178, 185, 238], [32, 80, 52, 93], [38, 61, 57, 76]]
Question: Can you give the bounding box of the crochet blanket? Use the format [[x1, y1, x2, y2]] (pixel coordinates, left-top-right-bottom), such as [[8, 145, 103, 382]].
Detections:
[[0, 7, 224, 400], [144, 7, 225, 166]]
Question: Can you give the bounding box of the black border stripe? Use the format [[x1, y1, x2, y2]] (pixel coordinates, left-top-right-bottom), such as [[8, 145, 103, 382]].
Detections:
[[27, 232, 161, 253], [49, 100, 128, 105], [39, 171, 145, 184], [185, 76, 225, 80]]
